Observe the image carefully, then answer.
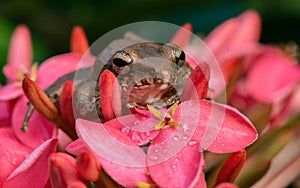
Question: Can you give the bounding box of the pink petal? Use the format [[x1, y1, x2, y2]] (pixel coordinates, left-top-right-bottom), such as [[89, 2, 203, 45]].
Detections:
[[3, 65, 26, 83], [49, 152, 86, 188], [0, 101, 12, 127], [147, 129, 204, 188], [182, 63, 210, 101], [170, 23, 192, 49], [215, 183, 239, 188], [70, 25, 90, 54], [99, 70, 122, 121], [65, 139, 86, 156], [7, 25, 32, 71], [59, 80, 75, 127], [0, 84, 23, 101], [76, 119, 151, 187], [12, 96, 57, 149], [76, 118, 147, 166], [0, 128, 32, 186], [2, 138, 57, 188], [246, 48, 300, 102], [205, 10, 261, 62], [270, 84, 300, 127], [103, 114, 159, 146], [175, 100, 257, 153], [37, 53, 95, 89]]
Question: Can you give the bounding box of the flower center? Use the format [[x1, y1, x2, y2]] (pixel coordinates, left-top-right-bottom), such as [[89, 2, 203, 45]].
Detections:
[[147, 101, 181, 130], [15, 63, 38, 86]]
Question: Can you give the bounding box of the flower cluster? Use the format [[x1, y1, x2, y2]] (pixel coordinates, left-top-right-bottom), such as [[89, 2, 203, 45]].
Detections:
[[0, 9, 299, 188]]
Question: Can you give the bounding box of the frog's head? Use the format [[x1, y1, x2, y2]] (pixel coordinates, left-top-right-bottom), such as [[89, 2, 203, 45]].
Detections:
[[105, 42, 191, 109]]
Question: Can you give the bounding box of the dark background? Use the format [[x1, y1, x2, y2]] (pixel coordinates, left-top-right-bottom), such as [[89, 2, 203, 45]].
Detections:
[[1, 0, 300, 82]]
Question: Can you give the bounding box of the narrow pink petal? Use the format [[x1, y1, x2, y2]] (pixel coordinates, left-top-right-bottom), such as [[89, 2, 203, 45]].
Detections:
[[0, 84, 23, 101], [37, 53, 95, 89], [246, 48, 300, 102], [175, 100, 257, 153], [76, 150, 100, 181], [229, 10, 261, 48], [70, 25, 90, 54], [205, 10, 261, 62], [170, 23, 192, 49], [147, 132, 204, 188], [8, 25, 32, 70], [99, 70, 122, 121], [270, 84, 300, 127], [59, 80, 75, 127], [205, 18, 238, 57], [49, 152, 86, 188], [215, 183, 239, 188], [2, 138, 57, 188], [76, 119, 151, 187], [182, 63, 210, 101], [12, 96, 57, 149], [65, 139, 87, 156], [3, 65, 25, 83], [0, 101, 11, 127], [0, 128, 32, 186]]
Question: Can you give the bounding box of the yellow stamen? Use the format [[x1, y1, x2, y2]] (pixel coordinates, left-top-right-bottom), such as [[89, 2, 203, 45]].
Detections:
[[147, 104, 164, 120], [148, 102, 181, 130], [154, 121, 166, 130], [136, 182, 152, 188], [30, 62, 38, 81]]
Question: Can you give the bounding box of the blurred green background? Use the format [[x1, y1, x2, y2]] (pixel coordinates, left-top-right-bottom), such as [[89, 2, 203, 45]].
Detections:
[[1, 0, 300, 83]]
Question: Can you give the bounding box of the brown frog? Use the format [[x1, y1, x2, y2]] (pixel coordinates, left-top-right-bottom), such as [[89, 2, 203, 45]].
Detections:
[[22, 38, 192, 127]]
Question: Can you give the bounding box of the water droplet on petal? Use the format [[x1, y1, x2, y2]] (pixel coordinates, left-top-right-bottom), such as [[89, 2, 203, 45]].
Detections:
[[183, 135, 188, 140], [131, 132, 142, 142], [154, 148, 160, 153], [188, 140, 197, 146], [174, 158, 179, 162], [173, 135, 180, 141], [171, 164, 176, 169], [121, 127, 130, 133], [145, 131, 151, 136], [162, 148, 168, 154], [150, 155, 158, 161]]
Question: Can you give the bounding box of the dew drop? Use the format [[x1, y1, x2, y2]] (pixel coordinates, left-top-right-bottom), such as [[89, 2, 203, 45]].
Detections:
[[145, 131, 151, 136], [134, 121, 141, 126], [150, 155, 158, 161], [121, 127, 130, 133], [162, 148, 168, 154], [154, 148, 160, 153], [173, 135, 180, 141], [174, 158, 179, 162], [131, 132, 141, 142], [183, 135, 188, 140], [171, 164, 176, 169], [188, 140, 197, 146]]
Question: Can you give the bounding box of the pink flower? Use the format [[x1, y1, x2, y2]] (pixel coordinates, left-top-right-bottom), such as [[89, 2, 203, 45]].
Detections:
[[0, 24, 94, 148], [67, 62, 257, 187], [186, 10, 261, 97], [0, 127, 57, 187], [234, 45, 300, 127]]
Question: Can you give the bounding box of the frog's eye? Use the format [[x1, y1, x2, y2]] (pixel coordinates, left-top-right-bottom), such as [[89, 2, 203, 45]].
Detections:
[[159, 43, 186, 67], [175, 49, 185, 67], [112, 51, 132, 67]]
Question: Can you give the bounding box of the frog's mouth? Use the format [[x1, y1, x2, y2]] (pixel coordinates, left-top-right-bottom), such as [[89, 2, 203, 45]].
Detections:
[[123, 76, 180, 110]]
